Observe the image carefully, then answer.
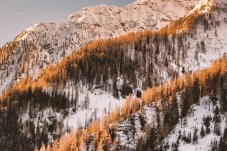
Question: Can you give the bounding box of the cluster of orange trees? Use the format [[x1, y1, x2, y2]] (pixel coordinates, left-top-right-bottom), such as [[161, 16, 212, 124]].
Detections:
[[37, 55, 227, 151], [0, 2, 225, 150]]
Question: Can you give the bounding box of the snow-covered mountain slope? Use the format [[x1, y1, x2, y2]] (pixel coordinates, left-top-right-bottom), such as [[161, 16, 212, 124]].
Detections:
[[26, 0, 227, 93], [0, 0, 198, 95], [162, 96, 226, 151], [39, 55, 227, 151], [114, 95, 227, 151], [1, 0, 227, 150], [1, 0, 227, 139], [19, 86, 125, 143]]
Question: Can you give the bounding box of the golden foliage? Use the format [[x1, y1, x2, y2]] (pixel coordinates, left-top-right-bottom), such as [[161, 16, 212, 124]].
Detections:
[[39, 55, 227, 151], [0, 1, 215, 105]]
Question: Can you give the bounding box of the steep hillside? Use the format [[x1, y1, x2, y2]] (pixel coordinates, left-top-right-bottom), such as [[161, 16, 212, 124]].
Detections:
[[160, 96, 226, 151], [39, 54, 227, 151], [0, 0, 227, 150], [0, 0, 198, 95]]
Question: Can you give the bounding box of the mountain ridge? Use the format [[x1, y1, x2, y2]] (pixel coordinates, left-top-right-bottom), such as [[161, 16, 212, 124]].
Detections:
[[0, 0, 200, 96]]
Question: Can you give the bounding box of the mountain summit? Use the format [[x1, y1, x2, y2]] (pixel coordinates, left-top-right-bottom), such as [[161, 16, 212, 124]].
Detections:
[[0, 0, 199, 95]]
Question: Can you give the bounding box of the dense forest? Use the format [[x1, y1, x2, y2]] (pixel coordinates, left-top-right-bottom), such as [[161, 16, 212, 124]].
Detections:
[[38, 54, 227, 151], [0, 2, 226, 151], [1, 2, 222, 101]]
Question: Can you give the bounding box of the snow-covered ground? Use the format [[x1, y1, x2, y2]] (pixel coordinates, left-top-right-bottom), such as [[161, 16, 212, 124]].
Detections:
[[115, 100, 162, 150], [163, 96, 226, 151], [1, 0, 227, 150], [63, 87, 125, 130], [182, 5, 227, 73], [1, 0, 227, 99], [20, 85, 126, 142], [0, 0, 198, 95], [114, 94, 226, 151]]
